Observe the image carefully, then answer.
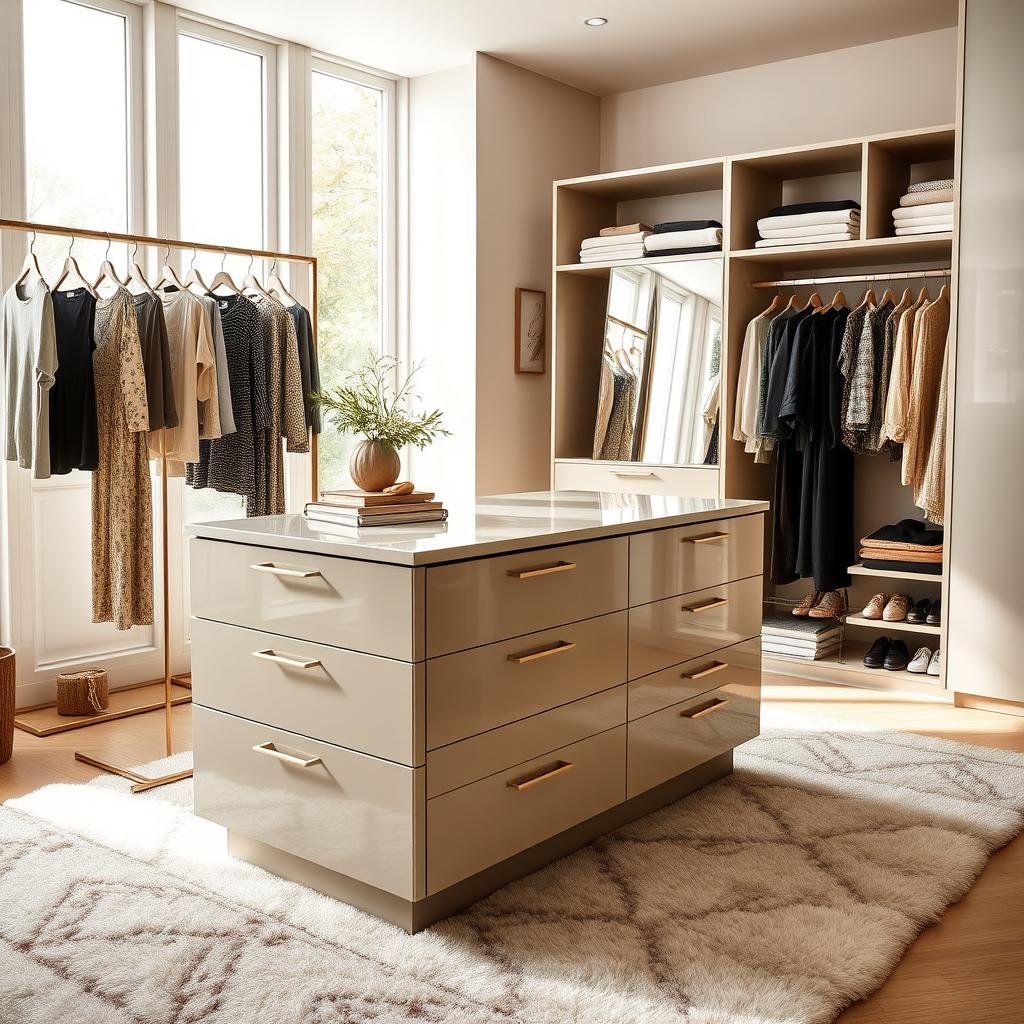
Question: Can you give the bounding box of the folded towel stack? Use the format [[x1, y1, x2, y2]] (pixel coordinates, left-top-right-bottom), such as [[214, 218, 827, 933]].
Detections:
[[643, 219, 723, 256], [755, 200, 860, 248], [859, 519, 944, 575], [579, 222, 650, 262], [893, 179, 954, 235]]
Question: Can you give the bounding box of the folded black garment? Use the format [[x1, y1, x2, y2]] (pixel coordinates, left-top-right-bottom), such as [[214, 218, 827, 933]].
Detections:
[[653, 219, 723, 233], [861, 557, 943, 576], [764, 199, 861, 218], [864, 518, 944, 548], [645, 244, 723, 256]]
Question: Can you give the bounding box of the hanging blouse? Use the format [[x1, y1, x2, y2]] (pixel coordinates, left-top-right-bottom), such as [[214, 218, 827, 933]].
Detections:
[[132, 292, 178, 432], [880, 294, 930, 446], [917, 336, 950, 523], [198, 294, 236, 437], [865, 291, 913, 455], [732, 311, 771, 459], [901, 294, 949, 492], [843, 298, 893, 451], [49, 287, 99, 474], [285, 303, 320, 434]]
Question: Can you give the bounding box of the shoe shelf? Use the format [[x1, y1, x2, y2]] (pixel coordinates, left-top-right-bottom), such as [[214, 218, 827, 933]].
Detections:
[[847, 563, 943, 583], [844, 613, 941, 635]]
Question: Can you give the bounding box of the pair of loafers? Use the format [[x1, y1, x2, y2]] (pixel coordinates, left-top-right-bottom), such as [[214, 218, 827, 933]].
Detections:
[[862, 594, 942, 625], [908, 598, 941, 625], [908, 647, 942, 675], [863, 636, 910, 670]]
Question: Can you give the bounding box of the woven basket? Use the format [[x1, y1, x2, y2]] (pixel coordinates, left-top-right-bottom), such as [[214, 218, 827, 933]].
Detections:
[[0, 647, 13, 765], [56, 668, 110, 717]]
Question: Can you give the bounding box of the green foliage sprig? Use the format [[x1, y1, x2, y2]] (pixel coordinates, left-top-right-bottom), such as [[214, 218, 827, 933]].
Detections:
[[311, 352, 451, 451]]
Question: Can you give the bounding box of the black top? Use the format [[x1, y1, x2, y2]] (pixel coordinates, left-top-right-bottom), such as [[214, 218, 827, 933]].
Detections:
[[652, 219, 722, 233], [132, 292, 178, 431], [764, 199, 860, 218], [285, 303, 321, 434], [865, 519, 943, 548], [49, 288, 98, 474]]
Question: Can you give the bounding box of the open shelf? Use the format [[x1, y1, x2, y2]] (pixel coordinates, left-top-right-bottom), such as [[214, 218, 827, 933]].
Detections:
[[848, 562, 943, 582], [557, 251, 723, 277], [729, 233, 952, 268], [845, 613, 941, 636]]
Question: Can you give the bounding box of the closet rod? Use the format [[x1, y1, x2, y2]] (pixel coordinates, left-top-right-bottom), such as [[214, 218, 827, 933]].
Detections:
[[751, 268, 950, 289]]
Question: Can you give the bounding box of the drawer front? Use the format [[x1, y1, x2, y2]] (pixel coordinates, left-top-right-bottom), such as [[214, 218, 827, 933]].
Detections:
[[629, 513, 764, 605], [628, 575, 762, 680], [427, 686, 626, 798], [627, 679, 761, 799], [628, 638, 761, 722], [191, 617, 423, 765], [426, 725, 625, 894], [426, 611, 627, 749], [553, 460, 720, 498], [190, 538, 418, 660], [425, 537, 628, 657], [193, 706, 423, 899]]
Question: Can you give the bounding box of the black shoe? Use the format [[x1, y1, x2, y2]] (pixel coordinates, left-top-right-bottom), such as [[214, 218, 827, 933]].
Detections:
[[926, 598, 941, 625], [884, 639, 910, 671], [863, 636, 890, 669], [906, 598, 932, 624]]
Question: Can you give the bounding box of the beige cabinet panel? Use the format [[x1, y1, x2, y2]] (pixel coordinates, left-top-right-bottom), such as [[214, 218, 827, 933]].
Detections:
[[425, 536, 628, 657], [553, 459, 720, 497], [426, 725, 626, 894], [628, 575, 763, 680], [628, 513, 764, 606], [190, 538, 419, 661], [191, 617, 424, 766], [193, 706, 424, 899], [426, 611, 627, 749]]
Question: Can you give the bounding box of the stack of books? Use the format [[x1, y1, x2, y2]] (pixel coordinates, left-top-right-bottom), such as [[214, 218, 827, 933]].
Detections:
[[304, 489, 447, 530], [762, 613, 843, 661]]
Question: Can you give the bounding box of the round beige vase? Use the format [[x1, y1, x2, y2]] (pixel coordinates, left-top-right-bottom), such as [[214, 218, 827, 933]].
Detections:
[[0, 646, 15, 766], [349, 439, 401, 492]]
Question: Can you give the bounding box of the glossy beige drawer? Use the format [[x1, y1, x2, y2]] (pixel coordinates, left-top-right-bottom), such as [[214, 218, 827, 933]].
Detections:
[[627, 678, 761, 798], [629, 513, 764, 605], [426, 611, 627, 749], [425, 536, 628, 657], [426, 725, 625, 893], [190, 538, 420, 660], [553, 459, 720, 497], [194, 706, 424, 899], [628, 575, 762, 680], [427, 685, 625, 798], [191, 617, 423, 765], [628, 638, 761, 722]]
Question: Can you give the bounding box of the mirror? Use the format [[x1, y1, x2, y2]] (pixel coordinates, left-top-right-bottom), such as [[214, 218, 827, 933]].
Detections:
[[591, 260, 723, 466]]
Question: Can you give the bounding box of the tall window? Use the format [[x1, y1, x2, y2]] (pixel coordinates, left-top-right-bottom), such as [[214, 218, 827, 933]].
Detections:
[[311, 62, 392, 490]]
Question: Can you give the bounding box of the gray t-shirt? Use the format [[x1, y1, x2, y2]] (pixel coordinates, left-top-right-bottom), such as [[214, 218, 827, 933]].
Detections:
[[2, 278, 58, 478]]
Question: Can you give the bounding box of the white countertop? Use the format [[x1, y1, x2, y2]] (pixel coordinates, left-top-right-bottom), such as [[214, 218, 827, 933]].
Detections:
[[187, 490, 769, 566]]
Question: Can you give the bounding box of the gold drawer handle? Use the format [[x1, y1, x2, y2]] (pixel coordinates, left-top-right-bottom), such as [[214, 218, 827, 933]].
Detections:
[[682, 531, 730, 544], [682, 597, 729, 614], [507, 760, 574, 791], [252, 649, 321, 670], [252, 741, 322, 768], [681, 660, 729, 681], [680, 697, 730, 720], [250, 561, 322, 579], [507, 640, 576, 664], [613, 470, 656, 479], [507, 560, 577, 579]]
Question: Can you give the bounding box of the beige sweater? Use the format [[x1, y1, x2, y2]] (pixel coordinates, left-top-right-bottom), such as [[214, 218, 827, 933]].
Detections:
[[902, 294, 950, 492], [916, 335, 950, 523], [880, 293, 929, 445]]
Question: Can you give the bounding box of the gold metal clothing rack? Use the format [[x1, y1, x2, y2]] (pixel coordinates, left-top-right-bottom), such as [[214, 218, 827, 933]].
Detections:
[[1, 216, 318, 791], [751, 268, 951, 289]]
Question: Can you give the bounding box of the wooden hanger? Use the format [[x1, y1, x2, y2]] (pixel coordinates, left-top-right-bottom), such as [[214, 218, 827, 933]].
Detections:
[[785, 293, 801, 310], [802, 291, 822, 311], [861, 287, 877, 306], [899, 286, 913, 305], [183, 247, 211, 294], [938, 279, 950, 302], [14, 231, 47, 290], [154, 245, 186, 292], [916, 285, 930, 304], [267, 260, 297, 307], [91, 234, 123, 294], [760, 292, 784, 317], [879, 276, 897, 305], [126, 241, 157, 298], [208, 248, 241, 295], [242, 254, 273, 302], [826, 289, 847, 311], [53, 235, 98, 297]]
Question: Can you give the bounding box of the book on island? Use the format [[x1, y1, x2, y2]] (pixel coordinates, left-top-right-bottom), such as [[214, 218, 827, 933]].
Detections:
[[761, 613, 843, 643], [306, 500, 443, 517], [316, 489, 436, 508], [304, 506, 448, 528]]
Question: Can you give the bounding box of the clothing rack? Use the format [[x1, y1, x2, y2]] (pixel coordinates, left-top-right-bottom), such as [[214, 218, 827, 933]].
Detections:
[[751, 268, 951, 289], [0, 216, 318, 792]]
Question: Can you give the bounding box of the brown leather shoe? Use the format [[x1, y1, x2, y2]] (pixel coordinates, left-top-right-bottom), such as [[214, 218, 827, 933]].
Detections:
[[808, 589, 849, 619], [882, 593, 911, 622], [861, 593, 889, 620], [792, 590, 821, 617]]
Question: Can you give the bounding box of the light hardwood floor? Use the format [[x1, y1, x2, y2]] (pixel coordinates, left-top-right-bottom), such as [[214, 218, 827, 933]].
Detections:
[[1, 678, 1022, 1023]]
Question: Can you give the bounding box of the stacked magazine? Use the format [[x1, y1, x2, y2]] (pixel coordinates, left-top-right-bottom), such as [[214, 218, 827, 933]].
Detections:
[[304, 489, 447, 530], [762, 613, 843, 661]]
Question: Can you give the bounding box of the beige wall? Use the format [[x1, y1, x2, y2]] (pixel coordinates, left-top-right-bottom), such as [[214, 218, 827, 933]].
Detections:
[[600, 28, 958, 170], [474, 54, 601, 495]]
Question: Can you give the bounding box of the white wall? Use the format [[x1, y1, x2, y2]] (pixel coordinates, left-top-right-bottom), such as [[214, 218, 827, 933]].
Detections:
[[600, 28, 958, 170]]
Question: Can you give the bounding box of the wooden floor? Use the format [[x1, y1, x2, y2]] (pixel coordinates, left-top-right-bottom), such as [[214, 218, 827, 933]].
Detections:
[[2, 678, 1022, 1022]]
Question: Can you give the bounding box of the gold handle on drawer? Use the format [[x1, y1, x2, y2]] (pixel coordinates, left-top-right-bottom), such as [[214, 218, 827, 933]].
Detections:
[[682, 531, 730, 544], [252, 741, 322, 768], [506, 640, 576, 664], [252, 649, 321, 670], [681, 660, 729, 681], [506, 560, 577, 579], [613, 470, 656, 479], [250, 561, 322, 579], [507, 760, 574, 791], [681, 597, 730, 614], [680, 697, 730, 720]]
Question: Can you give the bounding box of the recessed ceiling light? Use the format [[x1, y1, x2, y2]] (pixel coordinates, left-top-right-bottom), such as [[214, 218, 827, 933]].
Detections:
[[583, 17, 608, 27]]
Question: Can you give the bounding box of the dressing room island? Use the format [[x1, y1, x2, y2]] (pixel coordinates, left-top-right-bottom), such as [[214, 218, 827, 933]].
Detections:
[[188, 490, 767, 930]]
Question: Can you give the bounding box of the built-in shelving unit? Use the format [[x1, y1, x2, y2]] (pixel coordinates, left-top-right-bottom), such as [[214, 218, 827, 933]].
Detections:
[[845, 614, 941, 636]]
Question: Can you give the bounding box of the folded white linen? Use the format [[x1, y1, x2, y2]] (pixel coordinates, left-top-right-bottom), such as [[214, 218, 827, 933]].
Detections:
[[756, 208, 860, 231], [754, 231, 858, 248], [894, 223, 953, 236], [900, 188, 954, 207], [758, 222, 860, 239], [892, 214, 954, 228], [892, 201, 954, 220], [644, 227, 722, 251], [579, 247, 645, 262], [581, 232, 648, 249]]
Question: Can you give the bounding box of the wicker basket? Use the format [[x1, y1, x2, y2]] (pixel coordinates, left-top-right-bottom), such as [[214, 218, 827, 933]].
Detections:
[[56, 668, 110, 717], [0, 647, 13, 765]]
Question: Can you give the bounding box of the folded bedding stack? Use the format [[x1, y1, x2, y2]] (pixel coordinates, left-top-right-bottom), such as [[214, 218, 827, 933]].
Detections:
[[859, 519, 943, 575], [893, 179, 954, 236], [578, 222, 651, 262], [643, 219, 723, 256], [755, 200, 860, 248]]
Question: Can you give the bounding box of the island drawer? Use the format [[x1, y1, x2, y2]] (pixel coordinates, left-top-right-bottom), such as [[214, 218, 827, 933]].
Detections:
[[424, 536, 628, 657], [191, 618, 423, 766], [426, 611, 627, 749], [190, 538, 420, 661], [628, 575, 763, 680], [426, 724, 625, 894], [628, 513, 764, 605], [627, 678, 761, 799], [193, 706, 423, 900]]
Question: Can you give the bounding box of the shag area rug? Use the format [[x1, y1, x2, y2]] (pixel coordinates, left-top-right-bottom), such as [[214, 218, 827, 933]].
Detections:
[[2, 725, 1023, 1024]]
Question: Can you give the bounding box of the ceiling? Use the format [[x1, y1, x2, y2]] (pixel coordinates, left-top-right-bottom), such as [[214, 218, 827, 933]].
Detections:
[[175, 0, 958, 96]]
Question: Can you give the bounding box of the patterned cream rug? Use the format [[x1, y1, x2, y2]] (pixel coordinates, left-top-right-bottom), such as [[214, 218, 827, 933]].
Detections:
[[2, 723, 1023, 1024]]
